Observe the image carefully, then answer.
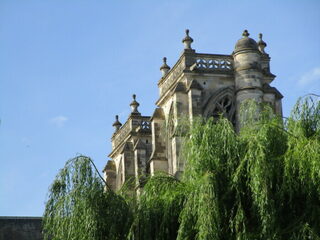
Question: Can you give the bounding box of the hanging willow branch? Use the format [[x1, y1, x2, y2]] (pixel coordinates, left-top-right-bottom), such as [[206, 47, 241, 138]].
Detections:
[[43, 156, 132, 240], [130, 97, 320, 240], [44, 96, 320, 240]]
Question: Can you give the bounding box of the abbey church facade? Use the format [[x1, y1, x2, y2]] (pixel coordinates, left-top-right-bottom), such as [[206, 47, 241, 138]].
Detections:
[[103, 30, 283, 191]]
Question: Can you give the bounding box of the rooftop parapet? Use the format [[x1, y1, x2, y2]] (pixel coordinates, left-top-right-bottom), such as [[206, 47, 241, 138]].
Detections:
[[110, 116, 151, 157], [158, 52, 233, 97]]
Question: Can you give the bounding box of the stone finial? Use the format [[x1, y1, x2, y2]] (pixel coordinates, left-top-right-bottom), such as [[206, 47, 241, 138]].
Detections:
[[112, 115, 122, 131], [242, 29, 249, 37], [160, 57, 171, 77], [182, 29, 193, 50], [258, 33, 267, 54], [130, 94, 140, 114]]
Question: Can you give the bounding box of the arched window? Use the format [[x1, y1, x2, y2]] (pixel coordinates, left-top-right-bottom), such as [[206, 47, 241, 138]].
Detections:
[[203, 87, 235, 125]]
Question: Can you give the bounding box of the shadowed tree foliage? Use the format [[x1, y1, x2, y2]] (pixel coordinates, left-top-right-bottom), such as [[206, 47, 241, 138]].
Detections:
[[43, 156, 132, 240], [129, 173, 186, 240], [44, 96, 320, 240]]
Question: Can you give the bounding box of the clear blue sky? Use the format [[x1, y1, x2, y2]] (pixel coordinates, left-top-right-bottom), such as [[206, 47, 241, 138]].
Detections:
[[0, 0, 319, 216]]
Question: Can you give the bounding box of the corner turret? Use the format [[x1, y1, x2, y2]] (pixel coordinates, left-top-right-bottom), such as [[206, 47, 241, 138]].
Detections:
[[233, 30, 264, 130]]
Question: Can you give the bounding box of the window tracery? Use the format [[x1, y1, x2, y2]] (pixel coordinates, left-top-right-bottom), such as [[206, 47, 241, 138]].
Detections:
[[203, 88, 235, 125]]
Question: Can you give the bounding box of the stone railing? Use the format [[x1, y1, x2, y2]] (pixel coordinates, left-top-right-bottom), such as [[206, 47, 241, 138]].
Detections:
[[112, 117, 151, 150], [140, 119, 151, 130], [194, 54, 233, 71], [113, 120, 131, 149], [158, 53, 233, 98], [159, 59, 185, 95]]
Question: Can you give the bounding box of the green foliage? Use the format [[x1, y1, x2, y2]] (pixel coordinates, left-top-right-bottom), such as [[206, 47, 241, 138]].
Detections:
[[44, 96, 320, 240], [281, 97, 320, 239], [130, 173, 186, 240], [132, 96, 320, 240], [43, 156, 132, 240], [177, 117, 239, 240]]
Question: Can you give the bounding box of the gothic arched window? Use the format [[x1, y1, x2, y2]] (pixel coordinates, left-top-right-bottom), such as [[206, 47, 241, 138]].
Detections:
[[203, 87, 235, 125]]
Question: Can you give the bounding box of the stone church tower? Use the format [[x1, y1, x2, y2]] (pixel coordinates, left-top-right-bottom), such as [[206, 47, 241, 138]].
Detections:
[[103, 30, 283, 191]]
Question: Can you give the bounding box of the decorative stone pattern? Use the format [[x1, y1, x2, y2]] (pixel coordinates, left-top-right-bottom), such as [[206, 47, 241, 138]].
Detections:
[[140, 120, 151, 130], [195, 54, 233, 71]]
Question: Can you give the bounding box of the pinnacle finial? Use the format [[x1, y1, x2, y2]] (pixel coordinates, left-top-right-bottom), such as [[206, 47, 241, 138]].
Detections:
[[160, 57, 170, 76], [258, 33, 267, 54], [182, 29, 193, 50], [112, 115, 122, 131], [130, 94, 140, 114], [242, 30, 249, 37]]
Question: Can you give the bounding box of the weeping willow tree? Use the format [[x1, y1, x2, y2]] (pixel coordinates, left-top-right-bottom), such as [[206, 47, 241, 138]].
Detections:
[[44, 96, 320, 240], [43, 156, 132, 240], [130, 96, 320, 240]]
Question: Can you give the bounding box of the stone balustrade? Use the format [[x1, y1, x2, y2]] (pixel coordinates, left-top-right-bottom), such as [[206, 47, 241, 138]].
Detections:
[[159, 58, 185, 96], [194, 54, 233, 71], [113, 120, 131, 149], [158, 53, 233, 97], [140, 120, 151, 130], [112, 117, 151, 150]]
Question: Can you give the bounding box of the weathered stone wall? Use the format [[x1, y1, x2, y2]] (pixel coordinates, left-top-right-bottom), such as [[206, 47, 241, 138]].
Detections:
[[0, 217, 42, 240]]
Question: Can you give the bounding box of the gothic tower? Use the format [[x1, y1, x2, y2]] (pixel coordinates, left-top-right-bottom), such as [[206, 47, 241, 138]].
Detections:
[[103, 30, 283, 191]]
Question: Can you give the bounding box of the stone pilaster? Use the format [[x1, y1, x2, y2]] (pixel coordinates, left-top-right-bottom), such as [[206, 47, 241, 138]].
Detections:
[[103, 160, 117, 191], [134, 139, 147, 189], [187, 80, 203, 121], [149, 108, 167, 175]]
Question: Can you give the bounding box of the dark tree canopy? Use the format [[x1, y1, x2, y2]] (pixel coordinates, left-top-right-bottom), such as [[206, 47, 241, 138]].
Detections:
[[43, 96, 320, 240]]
